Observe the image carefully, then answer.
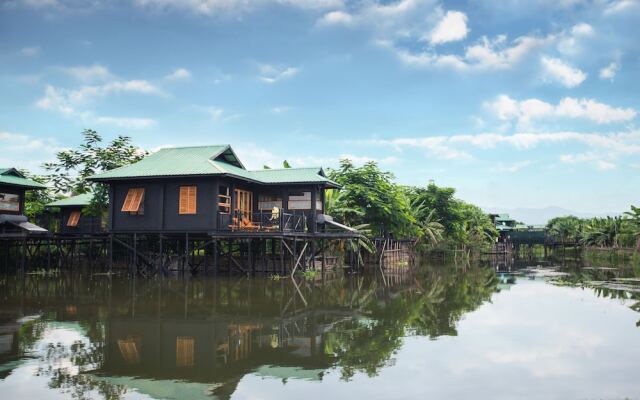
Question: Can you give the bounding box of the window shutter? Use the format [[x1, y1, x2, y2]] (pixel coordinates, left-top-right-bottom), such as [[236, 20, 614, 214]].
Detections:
[[122, 188, 145, 212], [67, 211, 81, 227], [179, 186, 197, 215]]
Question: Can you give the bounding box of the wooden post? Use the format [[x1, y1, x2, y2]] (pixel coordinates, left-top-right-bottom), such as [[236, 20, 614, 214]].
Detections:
[[133, 232, 138, 275]]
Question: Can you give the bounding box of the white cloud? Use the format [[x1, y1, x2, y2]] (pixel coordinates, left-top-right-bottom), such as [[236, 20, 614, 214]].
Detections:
[[20, 46, 40, 56], [204, 106, 225, 120], [557, 23, 594, 55], [316, 10, 353, 26], [258, 64, 299, 83], [362, 129, 640, 162], [94, 116, 157, 128], [389, 33, 553, 70], [35, 80, 164, 111], [164, 67, 192, 81], [494, 160, 534, 173], [0, 131, 61, 171], [61, 64, 112, 83], [485, 95, 636, 127], [133, 0, 342, 16], [541, 56, 587, 88], [571, 23, 594, 36], [270, 106, 291, 113], [604, 0, 640, 15], [427, 10, 469, 45], [559, 153, 617, 171], [599, 62, 619, 80], [34, 79, 161, 129]]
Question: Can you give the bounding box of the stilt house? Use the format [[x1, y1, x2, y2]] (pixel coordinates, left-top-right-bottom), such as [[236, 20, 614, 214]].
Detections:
[[88, 145, 340, 234], [0, 168, 48, 235]]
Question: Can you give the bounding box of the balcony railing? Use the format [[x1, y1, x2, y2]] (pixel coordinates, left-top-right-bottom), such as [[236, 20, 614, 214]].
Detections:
[[219, 210, 307, 233]]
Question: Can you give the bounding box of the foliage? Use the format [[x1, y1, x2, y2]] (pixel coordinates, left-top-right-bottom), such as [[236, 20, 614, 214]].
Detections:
[[547, 208, 640, 250], [42, 129, 145, 216], [327, 160, 416, 237], [19, 170, 55, 219]]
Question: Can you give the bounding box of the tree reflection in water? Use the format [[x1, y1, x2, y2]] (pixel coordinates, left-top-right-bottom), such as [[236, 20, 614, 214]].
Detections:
[[0, 265, 500, 399]]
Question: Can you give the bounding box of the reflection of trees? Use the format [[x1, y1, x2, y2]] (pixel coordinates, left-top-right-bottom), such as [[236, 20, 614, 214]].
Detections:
[[3, 267, 500, 393], [551, 267, 640, 327], [39, 339, 126, 400], [324, 267, 499, 380]]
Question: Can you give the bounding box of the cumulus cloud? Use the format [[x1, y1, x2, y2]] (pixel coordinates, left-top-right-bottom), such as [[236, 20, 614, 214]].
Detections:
[[36, 79, 164, 111], [599, 62, 619, 80], [361, 129, 640, 162], [541, 56, 587, 87], [485, 95, 636, 127], [427, 10, 469, 45], [61, 64, 112, 83], [20, 46, 40, 56], [316, 10, 353, 26], [494, 160, 534, 173], [133, 0, 342, 16], [0, 131, 61, 171], [559, 153, 617, 171], [388, 33, 554, 70], [94, 116, 157, 128], [34, 78, 161, 129], [164, 67, 192, 81], [258, 64, 299, 83]]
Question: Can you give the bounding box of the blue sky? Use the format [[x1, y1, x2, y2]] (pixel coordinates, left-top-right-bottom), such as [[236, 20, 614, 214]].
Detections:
[[1, 0, 639, 214]]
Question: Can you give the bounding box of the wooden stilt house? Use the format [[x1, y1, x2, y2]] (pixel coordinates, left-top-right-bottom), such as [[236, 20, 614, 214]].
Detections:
[[87, 145, 341, 234], [46, 193, 103, 235], [0, 168, 48, 235]]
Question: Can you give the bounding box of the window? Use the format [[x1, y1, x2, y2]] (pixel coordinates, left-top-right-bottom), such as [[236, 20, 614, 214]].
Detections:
[[67, 211, 81, 227], [258, 194, 282, 210], [176, 336, 195, 367], [122, 188, 145, 215], [288, 191, 312, 210], [0, 192, 20, 212], [179, 186, 197, 214], [218, 186, 230, 214]]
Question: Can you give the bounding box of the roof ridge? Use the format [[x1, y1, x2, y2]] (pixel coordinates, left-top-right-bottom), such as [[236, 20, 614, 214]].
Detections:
[[158, 144, 229, 150], [251, 166, 321, 172]]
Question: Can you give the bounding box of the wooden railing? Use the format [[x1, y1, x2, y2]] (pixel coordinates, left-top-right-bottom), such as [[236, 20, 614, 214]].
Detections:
[[219, 210, 307, 233]]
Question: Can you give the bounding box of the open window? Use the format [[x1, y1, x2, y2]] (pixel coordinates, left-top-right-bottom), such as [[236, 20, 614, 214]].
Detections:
[[67, 211, 81, 227], [258, 194, 282, 210], [121, 188, 145, 215], [218, 186, 231, 214], [288, 191, 311, 210], [179, 186, 197, 215]]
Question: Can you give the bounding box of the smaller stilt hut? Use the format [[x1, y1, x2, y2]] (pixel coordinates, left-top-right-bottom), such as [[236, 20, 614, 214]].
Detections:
[[0, 168, 48, 235], [46, 193, 103, 235]]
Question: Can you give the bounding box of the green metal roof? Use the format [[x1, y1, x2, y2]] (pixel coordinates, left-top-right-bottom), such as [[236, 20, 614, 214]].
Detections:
[[88, 145, 340, 187], [494, 214, 515, 222], [46, 193, 93, 208], [0, 168, 47, 189]]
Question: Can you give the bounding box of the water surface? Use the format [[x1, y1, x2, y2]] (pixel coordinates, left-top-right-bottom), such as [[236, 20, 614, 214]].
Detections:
[[1, 262, 639, 399]]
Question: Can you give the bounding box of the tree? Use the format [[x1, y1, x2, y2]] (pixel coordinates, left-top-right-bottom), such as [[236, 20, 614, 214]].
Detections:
[[327, 160, 415, 237], [42, 129, 145, 216], [19, 170, 55, 220]]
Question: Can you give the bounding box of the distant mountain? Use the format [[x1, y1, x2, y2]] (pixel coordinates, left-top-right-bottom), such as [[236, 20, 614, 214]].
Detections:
[[483, 206, 621, 226]]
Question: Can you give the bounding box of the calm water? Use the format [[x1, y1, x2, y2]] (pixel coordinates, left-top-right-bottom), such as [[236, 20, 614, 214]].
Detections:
[[1, 261, 639, 400]]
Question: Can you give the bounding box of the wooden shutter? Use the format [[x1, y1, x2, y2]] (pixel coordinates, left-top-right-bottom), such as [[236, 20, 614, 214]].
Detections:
[[121, 188, 145, 212], [179, 186, 197, 214], [176, 336, 195, 367], [67, 211, 81, 227]]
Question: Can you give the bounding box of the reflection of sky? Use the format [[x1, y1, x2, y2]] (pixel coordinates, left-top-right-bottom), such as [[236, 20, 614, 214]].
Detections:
[[235, 278, 640, 400], [1, 279, 639, 400], [0, 323, 154, 400]]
